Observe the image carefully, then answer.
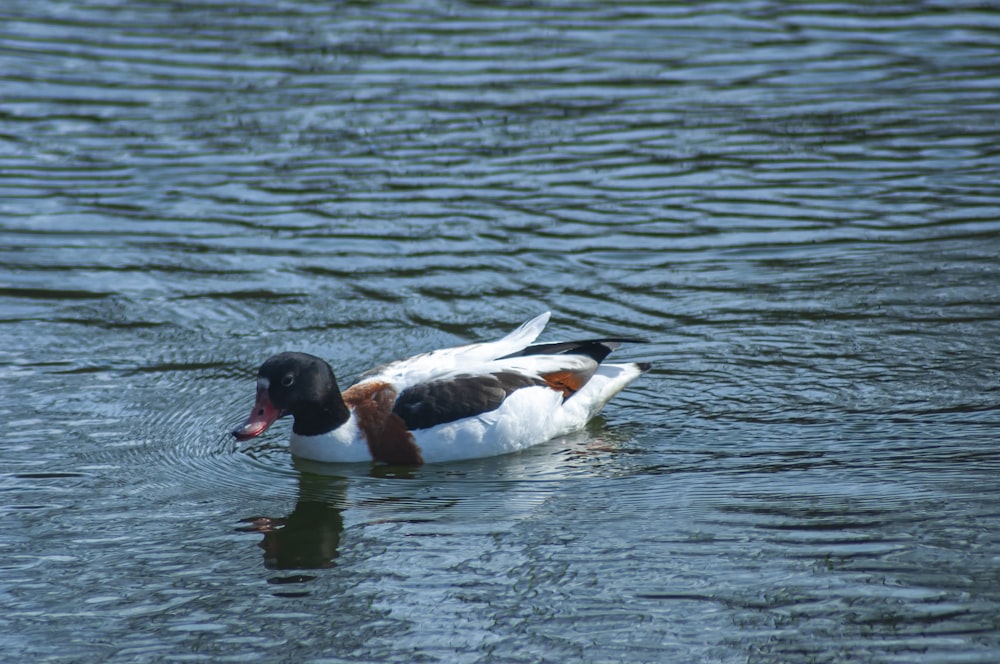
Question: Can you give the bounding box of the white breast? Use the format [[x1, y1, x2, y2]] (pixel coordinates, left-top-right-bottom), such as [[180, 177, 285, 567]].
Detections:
[[289, 413, 370, 463]]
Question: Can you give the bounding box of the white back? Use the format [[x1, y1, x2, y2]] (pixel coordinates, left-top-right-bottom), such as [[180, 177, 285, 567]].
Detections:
[[359, 311, 551, 391]]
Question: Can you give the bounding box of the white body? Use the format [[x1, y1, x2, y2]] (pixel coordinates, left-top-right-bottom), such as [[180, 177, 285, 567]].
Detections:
[[288, 312, 646, 464]]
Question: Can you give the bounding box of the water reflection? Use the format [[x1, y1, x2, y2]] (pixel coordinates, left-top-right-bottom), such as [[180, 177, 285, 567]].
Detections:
[[233, 434, 609, 579], [237, 473, 347, 572]]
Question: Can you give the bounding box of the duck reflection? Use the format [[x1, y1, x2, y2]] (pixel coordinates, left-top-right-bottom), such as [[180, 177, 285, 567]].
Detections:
[[236, 434, 593, 572], [237, 469, 348, 570]]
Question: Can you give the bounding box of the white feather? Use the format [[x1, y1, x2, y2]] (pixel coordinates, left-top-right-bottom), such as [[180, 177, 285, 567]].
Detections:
[[287, 362, 646, 464], [412, 363, 645, 463], [276, 312, 646, 464], [361, 311, 551, 391]]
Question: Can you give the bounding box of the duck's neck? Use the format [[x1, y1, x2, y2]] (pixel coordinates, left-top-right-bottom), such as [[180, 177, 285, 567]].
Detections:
[[291, 391, 351, 436]]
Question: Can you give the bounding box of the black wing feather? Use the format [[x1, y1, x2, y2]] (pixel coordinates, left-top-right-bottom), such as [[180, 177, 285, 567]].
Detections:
[[393, 371, 544, 430], [500, 338, 647, 364]]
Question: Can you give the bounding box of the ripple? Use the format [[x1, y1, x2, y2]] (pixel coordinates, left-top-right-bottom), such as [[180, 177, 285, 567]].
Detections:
[[3, 0, 1000, 661]]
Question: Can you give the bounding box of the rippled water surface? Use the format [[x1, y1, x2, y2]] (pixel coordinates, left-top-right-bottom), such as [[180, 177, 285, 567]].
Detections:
[[3, 1, 1000, 662]]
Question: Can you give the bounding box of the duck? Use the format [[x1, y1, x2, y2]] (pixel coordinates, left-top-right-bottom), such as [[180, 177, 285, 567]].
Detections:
[[231, 312, 650, 465]]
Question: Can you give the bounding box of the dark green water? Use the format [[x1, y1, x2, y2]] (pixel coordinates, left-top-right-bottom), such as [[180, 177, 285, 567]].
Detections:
[[3, 1, 1000, 662]]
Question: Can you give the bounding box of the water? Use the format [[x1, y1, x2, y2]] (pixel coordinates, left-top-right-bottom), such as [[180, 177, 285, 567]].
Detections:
[[3, 1, 1000, 661]]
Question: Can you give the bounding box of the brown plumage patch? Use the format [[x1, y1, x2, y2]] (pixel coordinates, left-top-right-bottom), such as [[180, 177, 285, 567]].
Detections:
[[541, 367, 596, 398], [343, 381, 423, 466]]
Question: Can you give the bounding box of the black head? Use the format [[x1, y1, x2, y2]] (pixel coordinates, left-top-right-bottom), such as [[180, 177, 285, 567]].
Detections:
[[258, 352, 339, 412], [232, 352, 350, 440]]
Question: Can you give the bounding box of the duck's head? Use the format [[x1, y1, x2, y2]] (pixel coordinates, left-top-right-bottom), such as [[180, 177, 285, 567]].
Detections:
[[232, 352, 349, 441]]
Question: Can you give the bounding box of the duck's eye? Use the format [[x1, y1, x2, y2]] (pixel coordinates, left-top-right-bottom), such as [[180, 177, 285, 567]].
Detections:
[[281, 374, 295, 387]]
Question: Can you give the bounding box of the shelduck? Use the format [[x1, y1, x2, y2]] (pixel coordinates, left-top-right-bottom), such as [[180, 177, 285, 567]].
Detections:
[[232, 312, 649, 465]]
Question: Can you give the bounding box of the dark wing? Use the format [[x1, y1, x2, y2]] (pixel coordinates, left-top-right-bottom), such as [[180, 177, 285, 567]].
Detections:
[[392, 371, 545, 430], [391, 336, 641, 430], [500, 338, 647, 364]]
